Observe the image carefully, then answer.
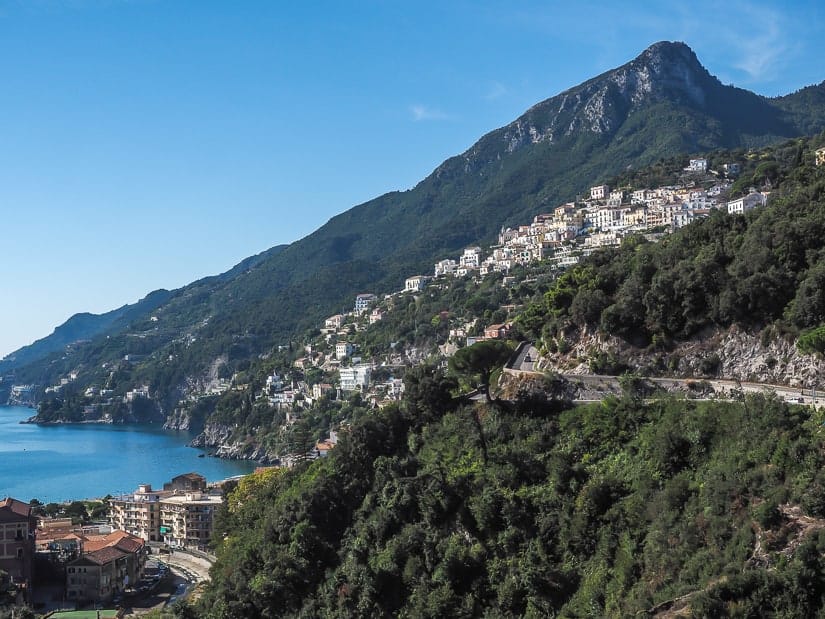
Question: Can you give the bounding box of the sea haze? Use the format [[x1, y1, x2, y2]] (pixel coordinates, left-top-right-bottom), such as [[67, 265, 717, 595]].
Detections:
[[0, 406, 256, 503]]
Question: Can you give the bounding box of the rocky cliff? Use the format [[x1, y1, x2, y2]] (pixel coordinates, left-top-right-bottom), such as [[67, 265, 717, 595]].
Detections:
[[547, 325, 825, 386], [191, 422, 279, 464]]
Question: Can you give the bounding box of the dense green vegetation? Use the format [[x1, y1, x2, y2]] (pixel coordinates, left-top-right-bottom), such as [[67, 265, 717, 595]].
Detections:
[[518, 135, 825, 353], [193, 364, 825, 617]]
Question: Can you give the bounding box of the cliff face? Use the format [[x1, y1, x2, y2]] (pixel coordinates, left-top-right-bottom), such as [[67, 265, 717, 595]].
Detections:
[[190, 422, 279, 464], [548, 325, 825, 386]]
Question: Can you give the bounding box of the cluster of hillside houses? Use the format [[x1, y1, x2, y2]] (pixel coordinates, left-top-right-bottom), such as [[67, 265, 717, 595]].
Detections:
[[276, 164, 776, 416], [433, 167, 766, 277]]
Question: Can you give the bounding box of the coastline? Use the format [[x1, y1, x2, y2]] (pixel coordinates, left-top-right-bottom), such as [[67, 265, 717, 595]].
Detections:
[[21, 415, 115, 425]]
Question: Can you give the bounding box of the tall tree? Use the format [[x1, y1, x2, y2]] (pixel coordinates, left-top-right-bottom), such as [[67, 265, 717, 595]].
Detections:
[[449, 340, 513, 402]]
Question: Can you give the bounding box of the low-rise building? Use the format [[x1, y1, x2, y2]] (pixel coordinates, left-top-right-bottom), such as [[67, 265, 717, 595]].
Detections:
[[369, 308, 385, 324], [404, 275, 429, 292], [339, 364, 371, 392], [163, 472, 207, 493], [65, 530, 146, 605], [816, 147, 825, 167], [460, 247, 482, 269], [434, 259, 458, 277], [336, 341, 355, 359], [727, 191, 766, 215], [312, 383, 334, 399], [687, 158, 708, 172], [354, 294, 377, 313], [590, 184, 609, 200], [483, 323, 511, 339]]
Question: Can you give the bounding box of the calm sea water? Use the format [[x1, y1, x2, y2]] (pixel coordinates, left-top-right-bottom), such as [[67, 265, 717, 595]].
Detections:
[[0, 406, 256, 503]]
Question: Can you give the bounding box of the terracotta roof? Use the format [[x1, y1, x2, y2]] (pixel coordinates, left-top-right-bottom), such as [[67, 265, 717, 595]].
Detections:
[[83, 530, 143, 554], [113, 537, 144, 553], [83, 547, 127, 566], [0, 497, 31, 521], [57, 533, 85, 541]]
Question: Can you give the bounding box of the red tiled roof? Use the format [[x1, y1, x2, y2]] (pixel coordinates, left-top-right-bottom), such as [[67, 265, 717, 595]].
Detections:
[[83, 530, 143, 554], [0, 497, 31, 521], [83, 547, 127, 566], [114, 537, 144, 554]]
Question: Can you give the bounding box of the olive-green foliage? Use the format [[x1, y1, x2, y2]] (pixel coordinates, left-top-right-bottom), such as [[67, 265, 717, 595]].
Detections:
[[198, 376, 825, 618], [797, 325, 825, 355], [448, 339, 513, 399]]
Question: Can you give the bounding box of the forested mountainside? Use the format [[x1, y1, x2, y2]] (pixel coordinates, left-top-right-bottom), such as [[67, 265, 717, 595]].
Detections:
[[9, 41, 825, 417], [195, 379, 825, 618], [115, 134, 825, 462], [0, 289, 173, 374], [185, 135, 825, 619]]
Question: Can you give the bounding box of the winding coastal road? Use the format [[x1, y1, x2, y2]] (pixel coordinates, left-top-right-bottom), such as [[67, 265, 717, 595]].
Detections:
[[504, 342, 822, 408]]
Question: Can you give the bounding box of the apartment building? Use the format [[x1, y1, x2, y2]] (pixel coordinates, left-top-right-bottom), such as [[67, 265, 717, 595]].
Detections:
[[65, 530, 146, 604], [159, 492, 223, 550], [109, 473, 211, 543], [108, 484, 166, 542]]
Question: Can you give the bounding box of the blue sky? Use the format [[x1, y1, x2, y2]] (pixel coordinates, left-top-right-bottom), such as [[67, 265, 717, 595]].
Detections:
[[1, 0, 823, 358]]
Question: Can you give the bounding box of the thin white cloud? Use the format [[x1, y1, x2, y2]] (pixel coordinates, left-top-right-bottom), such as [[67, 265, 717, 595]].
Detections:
[[483, 81, 508, 100], [410, 104, 450, 122], [727, 4, 788, 82]]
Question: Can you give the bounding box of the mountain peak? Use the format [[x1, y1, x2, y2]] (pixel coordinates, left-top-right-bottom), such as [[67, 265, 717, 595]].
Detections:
[[642, 40, 697, 61], [485, 41, 719, 154]]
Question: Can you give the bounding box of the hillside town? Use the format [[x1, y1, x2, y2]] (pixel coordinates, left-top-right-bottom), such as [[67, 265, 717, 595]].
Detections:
[[8, 161, 777, 461], [270, 164, 766, 406]]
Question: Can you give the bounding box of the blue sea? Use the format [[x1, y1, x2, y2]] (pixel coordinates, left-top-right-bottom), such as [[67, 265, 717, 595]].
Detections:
[[0, 406, 256, 503]]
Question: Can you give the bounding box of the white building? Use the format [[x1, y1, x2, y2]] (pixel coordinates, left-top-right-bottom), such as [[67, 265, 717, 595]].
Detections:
[[336, 342, 355, 359], [434, 259, 458, 277], [369, 308, 385, 324], [125, 385, 150, 402], [405, 275, 429, 292], [324, 314, 344, 330], [687, 158, 708, 172], [460, 247, 482, 269], [727, 192, 766, 215], [269, 390, 295, 405], [340, 364, 371, 392], [590, 184, 609, 200]]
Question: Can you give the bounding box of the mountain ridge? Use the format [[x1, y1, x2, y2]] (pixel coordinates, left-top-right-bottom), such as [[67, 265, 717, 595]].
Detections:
[[9, 40, 825, 412]]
